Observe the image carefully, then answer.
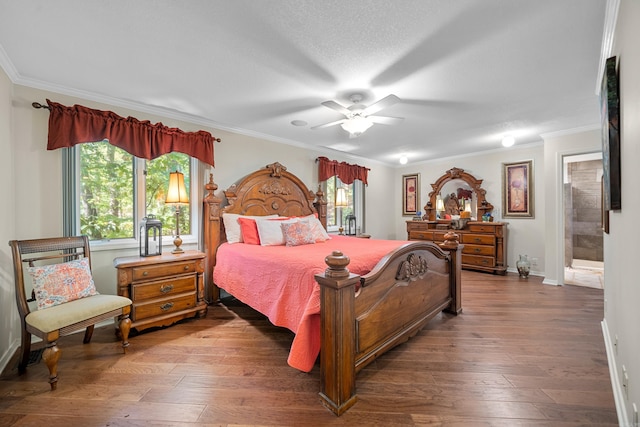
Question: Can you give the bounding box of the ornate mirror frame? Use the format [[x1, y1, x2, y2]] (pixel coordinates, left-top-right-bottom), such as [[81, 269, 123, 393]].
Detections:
[[423, 167, 494, 221]]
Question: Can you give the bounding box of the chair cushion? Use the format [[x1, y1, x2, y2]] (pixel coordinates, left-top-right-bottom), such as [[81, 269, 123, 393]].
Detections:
[[28, 257, 98, 310], [25, 294, 132, 334]]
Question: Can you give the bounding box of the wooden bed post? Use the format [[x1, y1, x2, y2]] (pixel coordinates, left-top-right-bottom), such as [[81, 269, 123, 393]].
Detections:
[[315, 251, 361, 416], [441, 231, 463, 314], [203, 173, 222, 303], [313, 185, 328, 231]]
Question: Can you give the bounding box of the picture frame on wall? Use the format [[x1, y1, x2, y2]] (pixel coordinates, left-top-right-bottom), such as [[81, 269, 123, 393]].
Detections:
[[402, 173, 420, 216], [502, 160, 534, 218], [601, 55, 621, 211]]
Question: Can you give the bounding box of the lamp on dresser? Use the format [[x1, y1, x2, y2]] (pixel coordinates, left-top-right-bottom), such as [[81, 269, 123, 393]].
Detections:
[[166, 170, 189, 253], [335, 187, 348, 235]]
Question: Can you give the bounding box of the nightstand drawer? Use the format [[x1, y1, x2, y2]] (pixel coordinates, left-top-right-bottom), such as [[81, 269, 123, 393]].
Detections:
[[132, 260, 198, 281], [461, 233, 494, 245], [133, 293, 196, 321], [132, 276, 196, 301]]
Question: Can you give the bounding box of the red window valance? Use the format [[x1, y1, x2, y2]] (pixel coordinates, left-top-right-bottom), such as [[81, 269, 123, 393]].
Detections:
[[317, 156, 369, 185], [45, 99, 217, 166]]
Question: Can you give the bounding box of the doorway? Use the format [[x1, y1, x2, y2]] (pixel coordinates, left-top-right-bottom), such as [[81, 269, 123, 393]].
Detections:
[[563, 153, 604, 289]]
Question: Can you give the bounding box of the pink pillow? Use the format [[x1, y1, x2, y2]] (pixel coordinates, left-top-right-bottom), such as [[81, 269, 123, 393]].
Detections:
[[237, 217, 260, 245], [281, 221, 316, 247], [27, 257, 99, 310]]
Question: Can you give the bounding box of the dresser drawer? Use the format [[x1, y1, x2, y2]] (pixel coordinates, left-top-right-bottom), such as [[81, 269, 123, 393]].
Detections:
[[461, 233, 495, 245], [462, 244, 495, 257], [132, 260, 198, 282], [132, 275, 196, 301], [462, 254, 496, 268], [409, 230, 434, 241], [407, 221, 430, 231], [133, 293, 197, 321], [467, 223, 499, 233]]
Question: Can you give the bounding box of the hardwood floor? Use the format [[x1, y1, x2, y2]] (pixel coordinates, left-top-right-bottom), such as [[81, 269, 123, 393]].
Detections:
[[0, 271, 617, 426]]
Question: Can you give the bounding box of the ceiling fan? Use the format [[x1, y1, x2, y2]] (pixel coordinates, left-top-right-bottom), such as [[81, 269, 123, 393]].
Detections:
[[312, 94, 404, 138]]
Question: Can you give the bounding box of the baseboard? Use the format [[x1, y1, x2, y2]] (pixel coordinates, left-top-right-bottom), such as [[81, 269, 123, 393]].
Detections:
[[602, 318, 629, 426], [0, 338, 19, 376]]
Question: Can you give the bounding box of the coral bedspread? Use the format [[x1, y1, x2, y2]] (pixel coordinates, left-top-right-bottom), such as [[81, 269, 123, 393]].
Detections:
[[213, 235, 407, 372]]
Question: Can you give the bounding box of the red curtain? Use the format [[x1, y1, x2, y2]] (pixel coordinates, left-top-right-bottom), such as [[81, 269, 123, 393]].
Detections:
[[46, 99, 217, 166], [317, 156, 369, 185]]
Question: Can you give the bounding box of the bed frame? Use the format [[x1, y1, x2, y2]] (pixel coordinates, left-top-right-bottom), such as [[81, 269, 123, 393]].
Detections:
[[203, 162, 462, 416]]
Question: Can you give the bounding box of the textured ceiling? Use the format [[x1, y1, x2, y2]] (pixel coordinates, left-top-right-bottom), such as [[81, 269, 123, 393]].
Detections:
[[0, 0, 607, 165]]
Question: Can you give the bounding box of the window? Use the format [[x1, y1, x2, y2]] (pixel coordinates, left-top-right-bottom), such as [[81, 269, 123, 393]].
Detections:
[[324, 176, 365, 233], [66, 141, 198, 247]]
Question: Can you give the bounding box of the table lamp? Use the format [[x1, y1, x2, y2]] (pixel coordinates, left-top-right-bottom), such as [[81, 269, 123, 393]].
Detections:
[[166, 170, 189, 253]]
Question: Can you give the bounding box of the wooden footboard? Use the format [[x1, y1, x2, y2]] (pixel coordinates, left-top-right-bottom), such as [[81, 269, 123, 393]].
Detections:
[[315, 233, 462, 415]]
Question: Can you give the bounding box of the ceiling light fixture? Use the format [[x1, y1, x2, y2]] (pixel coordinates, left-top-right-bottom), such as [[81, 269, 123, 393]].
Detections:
[[340, 115, 373, 137], [502, 135, 515, 147], [399, 155, 408, 165]]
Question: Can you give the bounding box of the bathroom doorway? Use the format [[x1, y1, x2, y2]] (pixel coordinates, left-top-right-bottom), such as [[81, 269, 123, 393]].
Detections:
[[563, 153, 604, 289]]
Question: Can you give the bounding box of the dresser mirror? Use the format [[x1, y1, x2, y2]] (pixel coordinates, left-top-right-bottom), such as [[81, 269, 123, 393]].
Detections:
[[423, 167, 494, 223]]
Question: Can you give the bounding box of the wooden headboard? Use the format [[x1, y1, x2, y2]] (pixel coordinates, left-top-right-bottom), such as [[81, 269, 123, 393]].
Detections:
[[202, 162, 327, 301]]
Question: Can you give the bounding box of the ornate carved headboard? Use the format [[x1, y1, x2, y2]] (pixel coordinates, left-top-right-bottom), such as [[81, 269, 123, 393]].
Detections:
[[202, 162, 327, 301]]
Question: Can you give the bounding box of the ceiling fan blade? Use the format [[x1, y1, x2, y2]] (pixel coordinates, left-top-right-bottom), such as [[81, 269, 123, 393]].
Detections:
[[311, 118, 347, 130], [363, 94, 400, 115], [368, 115, 404, 125], [321, 100, 351, 116]]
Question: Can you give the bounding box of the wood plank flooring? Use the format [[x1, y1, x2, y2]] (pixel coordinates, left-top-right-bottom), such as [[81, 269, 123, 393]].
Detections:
[[0, 271, 617, 426]]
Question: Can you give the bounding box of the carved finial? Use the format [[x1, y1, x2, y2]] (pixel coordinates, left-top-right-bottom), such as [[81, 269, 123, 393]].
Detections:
[[441, 231, 460, 249], [266, 162, 286, 177], [204, 173, 220, 202], [324, 251, 350, 279], [315, 185, 326, 203]]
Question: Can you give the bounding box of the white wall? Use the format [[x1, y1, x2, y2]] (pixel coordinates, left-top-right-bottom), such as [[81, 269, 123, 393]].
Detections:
[[394, 143, 547, 276], [0, 61, 19, 371], [603, 0, 640, 424]]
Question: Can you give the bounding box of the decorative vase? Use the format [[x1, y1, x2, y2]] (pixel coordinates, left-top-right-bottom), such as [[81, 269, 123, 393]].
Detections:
[[516, 255, 531, 278]]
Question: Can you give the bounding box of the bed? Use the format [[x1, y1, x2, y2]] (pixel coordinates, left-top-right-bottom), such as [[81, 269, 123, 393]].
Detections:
[[202, 162, 462, 415]]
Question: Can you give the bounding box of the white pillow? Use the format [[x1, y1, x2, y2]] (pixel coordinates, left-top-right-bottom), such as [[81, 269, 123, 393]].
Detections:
[[299, 214, 331, 242], [256, 218, 300, 246], [223, 213, 278, 244]]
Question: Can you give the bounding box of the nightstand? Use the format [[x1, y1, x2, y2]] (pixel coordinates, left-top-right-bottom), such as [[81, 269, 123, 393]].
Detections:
[[114, 250, 207, 333]]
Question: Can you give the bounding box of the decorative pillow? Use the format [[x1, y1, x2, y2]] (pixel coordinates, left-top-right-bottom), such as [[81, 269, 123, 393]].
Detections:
[[256, 218, 300, 246], [27, 257, 99, 310], [281, 221, 316, 247], [222, 213, 278, 244], [237, 218, 261, 245], [301, 214, 331, 242]]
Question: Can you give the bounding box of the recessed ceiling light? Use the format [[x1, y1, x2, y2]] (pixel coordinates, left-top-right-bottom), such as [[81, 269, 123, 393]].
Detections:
[[399, 155, 408, 165], [502, 135, 515, 147], [291, 120, 307, 126]]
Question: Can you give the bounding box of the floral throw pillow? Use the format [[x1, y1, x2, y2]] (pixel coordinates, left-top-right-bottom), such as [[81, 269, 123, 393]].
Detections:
[[281, 221, 316, 247], [28, 257, 99, 310]]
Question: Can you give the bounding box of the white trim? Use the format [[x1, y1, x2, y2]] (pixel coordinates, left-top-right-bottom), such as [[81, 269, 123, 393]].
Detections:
[[602, 318, 629, 427], [595, 0, 621, 96]]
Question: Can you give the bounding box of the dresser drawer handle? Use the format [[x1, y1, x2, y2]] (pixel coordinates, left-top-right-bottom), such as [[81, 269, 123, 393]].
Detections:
[[184, 265, 190, 271], [474, 248, 481, 253], [160, 284, 174, 294], [142, 271, 148, 276], [474, 238, 482, 243], [160, 302, 174, 311], [482, 260, 489, 265]]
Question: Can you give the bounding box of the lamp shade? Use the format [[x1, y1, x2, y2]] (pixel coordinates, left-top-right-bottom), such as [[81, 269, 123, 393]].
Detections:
[[436, 195, 445, 212], [166, 171, 189, 204], [340, 116, 373, 136], [335, 187, 348, 207]]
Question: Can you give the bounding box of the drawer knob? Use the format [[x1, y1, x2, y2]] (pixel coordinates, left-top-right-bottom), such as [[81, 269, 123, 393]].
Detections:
[[184, 265, 190, 271], [475, 248, 481, 253], [142, 271, 148, 276], [160, 302, 174, 311], [474, 238, 481, 243], [160, 284, 174, 294]]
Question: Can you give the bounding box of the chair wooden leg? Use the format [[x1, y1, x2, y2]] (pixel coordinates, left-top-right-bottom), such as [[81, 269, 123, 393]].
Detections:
[[18, 329, 32, 374], [119, 315, 131, 353], [42, 342, 61, 391], [83, 325, 95, 344]]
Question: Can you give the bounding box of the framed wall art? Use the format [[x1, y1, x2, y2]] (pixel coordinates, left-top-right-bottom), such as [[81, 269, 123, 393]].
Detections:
[[402, 173, 420, 216], [502, 160, 534, 218], [601, 55, 621, 210]]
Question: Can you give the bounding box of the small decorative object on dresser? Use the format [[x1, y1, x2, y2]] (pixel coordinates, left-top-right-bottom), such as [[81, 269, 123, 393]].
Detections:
[[139, 215, 162, 257], [114, 250, 207, 333]]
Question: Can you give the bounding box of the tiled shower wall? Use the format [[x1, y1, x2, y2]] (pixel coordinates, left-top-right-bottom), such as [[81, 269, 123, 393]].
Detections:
[[564, 159, 604, 265]]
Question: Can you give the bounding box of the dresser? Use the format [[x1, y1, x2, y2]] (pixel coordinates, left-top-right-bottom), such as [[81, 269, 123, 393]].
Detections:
[[114, 250, 208, 333], [407, 221, 508, 274]]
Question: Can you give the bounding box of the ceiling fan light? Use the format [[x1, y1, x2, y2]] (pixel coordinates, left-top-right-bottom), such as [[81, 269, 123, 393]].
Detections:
[[341, 116, 373, 136]]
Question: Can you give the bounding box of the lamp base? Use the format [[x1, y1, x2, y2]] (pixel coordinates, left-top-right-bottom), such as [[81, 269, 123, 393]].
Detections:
[[171, 235, 184, 254]]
